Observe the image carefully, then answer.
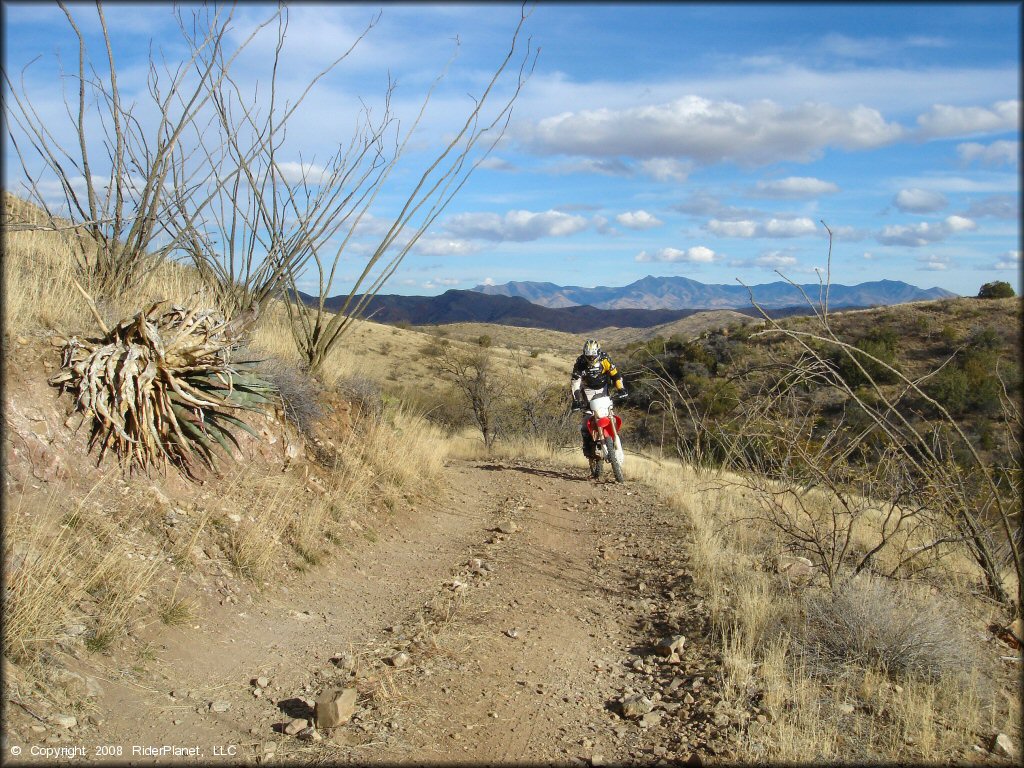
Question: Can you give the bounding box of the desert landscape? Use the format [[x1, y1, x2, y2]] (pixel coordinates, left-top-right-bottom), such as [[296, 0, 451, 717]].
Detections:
[[2, 3, 1021, 765], [3, 189, 1022, 764]]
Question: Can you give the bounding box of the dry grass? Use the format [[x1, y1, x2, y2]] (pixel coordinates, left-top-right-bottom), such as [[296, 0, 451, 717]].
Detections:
[[2, 480, 162, 662], [630, 450, 1018, 763]]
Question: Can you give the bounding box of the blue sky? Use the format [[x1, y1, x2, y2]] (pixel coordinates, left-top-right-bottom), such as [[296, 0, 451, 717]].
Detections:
[[3, 2, 1020, 298]]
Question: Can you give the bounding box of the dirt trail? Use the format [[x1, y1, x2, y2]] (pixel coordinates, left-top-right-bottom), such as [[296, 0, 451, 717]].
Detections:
[[9, 458, 739, 765]]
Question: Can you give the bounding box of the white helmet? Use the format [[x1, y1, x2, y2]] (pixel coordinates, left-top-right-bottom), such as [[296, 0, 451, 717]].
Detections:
[[583, 339, 600, 362]]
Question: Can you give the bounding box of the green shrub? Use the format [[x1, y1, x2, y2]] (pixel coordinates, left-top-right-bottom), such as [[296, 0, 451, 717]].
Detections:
[[477, 334, 492, 348], [978, 280, 1015, 299]]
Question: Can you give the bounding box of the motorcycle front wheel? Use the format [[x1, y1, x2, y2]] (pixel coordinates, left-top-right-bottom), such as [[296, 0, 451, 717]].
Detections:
[[604, 436, 624, 483]]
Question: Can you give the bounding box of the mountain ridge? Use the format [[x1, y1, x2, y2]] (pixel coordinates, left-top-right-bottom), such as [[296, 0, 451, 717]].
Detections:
[[472, 275, 956, 310]]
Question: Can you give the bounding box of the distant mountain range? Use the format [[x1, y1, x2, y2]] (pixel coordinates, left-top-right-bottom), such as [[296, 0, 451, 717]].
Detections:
[[472, 276, 956, 311], [299, 277, 955, 333], [302, 289, 712, 333]]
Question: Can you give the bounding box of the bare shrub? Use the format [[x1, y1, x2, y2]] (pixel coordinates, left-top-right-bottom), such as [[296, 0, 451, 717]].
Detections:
[[795, 578, 977, 683], [253, 354, 324, 438], [336, 375, 385, 421]]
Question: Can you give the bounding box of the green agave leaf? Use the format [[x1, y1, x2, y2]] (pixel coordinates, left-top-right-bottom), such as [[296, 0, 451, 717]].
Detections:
[[203, 417, 242, 452], [206, 410, 260, 440]]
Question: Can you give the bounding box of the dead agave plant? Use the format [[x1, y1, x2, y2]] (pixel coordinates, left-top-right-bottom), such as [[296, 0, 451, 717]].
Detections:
[[49, 297, 274, 474]]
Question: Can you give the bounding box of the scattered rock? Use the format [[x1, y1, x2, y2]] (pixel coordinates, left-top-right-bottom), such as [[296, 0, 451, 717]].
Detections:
[[654, 635, 686, 657], [504, 628, 520, 639], [640, 711, 663, 728], [991, 733, 1017, 759], [330, 651, 356, 671], [497, 521, 519, 534], [837, 702, 855, 715], [314, 688, 358, 730], [389, 652, 411, 669], [297, 726, 322, 742], [209, 701, 231, 713], [775, 554, 815, 584], [620, 694, 654, 719], [255, 676, 271, 688], [284, 718, 308, 736]]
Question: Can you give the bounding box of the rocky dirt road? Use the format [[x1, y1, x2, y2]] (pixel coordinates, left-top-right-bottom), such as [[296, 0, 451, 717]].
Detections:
[[9, 458, 752, 765]]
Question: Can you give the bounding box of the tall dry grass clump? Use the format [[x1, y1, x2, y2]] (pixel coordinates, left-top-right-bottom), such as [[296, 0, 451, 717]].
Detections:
[[2, 481, 162, 663]]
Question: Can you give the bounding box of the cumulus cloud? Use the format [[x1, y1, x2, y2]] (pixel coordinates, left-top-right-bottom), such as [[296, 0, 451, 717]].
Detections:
[[752, 176, 839, 198], [915, 100, 1019, 139], [616, 210, 663, 230], [523, 96, 904, 167], [992, 250, 1021, 270], [877, 215, 976, 246], [635, 246, 719, 263], [707, 217, 818, 238], [413, 237, 481, 256], [444, 209, 588, 241], [893, 188, 948, 213], [756, 252, 798, 267], [916, 253, 952, 271], [957, 140, 1019, 167]]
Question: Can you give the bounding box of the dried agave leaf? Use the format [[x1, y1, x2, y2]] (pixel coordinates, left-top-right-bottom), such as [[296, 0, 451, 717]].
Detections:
[[49, 300, 279, 476]]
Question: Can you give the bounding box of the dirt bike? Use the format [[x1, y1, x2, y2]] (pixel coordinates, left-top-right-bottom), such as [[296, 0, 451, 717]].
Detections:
[[583, 393, 625, 482]]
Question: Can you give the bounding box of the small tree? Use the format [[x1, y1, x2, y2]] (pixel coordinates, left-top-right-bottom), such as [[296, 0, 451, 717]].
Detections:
[[438, 346, 511, 450], [978, 281, 1015, 299]]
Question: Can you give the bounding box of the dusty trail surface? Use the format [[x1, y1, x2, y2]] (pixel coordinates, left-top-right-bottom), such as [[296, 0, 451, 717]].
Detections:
[[14, 459, 740, 765]]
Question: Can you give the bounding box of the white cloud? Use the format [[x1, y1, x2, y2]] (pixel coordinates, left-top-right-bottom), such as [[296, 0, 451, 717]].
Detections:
[[635, 246, 719, 263], [893, 188, 947, 213], [481, 277, 497, 286], [957, 140, 1019, 167], [708, 217, 818, 238], [637, 158, 693, 182], [413, 237, 481, 256], [878, 216, 976, 246], [916, 253, 952, 271], [523, 96, 904, 167], [915, 100, 1019, 139], [753, 176, 839, 198], [423, 277, 462, 290], [829, 225, 870, 242], [756, 252, 798, 267], [944, 215, 977, 233], [444, 209, 588, 241], [992, 250, 1021, 270], [615, 210, 663, 230]]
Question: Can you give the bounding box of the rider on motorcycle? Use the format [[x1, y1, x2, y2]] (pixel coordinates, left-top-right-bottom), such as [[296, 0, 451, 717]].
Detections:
[[570, 339, 627, 459]]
